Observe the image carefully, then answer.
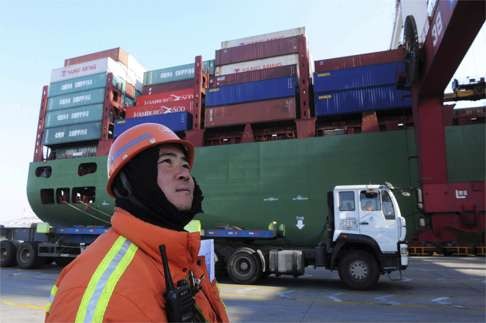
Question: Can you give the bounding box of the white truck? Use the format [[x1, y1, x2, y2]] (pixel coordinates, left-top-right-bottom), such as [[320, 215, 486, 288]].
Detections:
[[202, 183, 409, 290]]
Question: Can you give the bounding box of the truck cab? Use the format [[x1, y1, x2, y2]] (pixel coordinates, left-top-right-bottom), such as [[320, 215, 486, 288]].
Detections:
[[330, 184, 408, 289], [333, 185, 407, 254], [204, 183, 408, 290]]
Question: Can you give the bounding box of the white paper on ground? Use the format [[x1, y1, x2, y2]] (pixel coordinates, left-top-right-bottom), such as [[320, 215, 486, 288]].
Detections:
[[198, 239, 215, 282]]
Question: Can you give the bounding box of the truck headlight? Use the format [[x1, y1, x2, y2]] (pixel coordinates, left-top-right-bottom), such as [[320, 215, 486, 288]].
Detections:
[[399, 217, 407, 241], [400, 244, 408, 256]]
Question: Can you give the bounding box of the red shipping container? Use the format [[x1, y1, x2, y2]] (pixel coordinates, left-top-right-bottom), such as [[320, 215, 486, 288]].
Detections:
[[142, 79, 195, 95], [126, 99, 194, 118], [205, 97, 296, 128], [209, 65, 298, 87], [136, 88, 194, 106], [314, 48, 406, 72], [215, 36, 302, 66], [64, 48, 129, 67]]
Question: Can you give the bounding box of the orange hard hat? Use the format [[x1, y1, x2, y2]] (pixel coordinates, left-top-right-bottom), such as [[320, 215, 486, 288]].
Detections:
[[106, 123, 194, 197]]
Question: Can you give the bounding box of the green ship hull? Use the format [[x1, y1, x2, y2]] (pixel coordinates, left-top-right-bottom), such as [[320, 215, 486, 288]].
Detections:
[[27, 124, 485, 245]]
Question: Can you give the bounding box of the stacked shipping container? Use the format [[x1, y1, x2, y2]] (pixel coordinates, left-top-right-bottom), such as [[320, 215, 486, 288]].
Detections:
[[114, 59, 214, 137], [36, 31, 419, 159], [313, 49, 410, 116], [40, 50, 144, 159], [205, 28, 307, 132]]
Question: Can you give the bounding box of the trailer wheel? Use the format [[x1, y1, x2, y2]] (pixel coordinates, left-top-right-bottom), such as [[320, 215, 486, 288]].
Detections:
[[0, 240, 17, 267], [226, 248, 262, 284], [16, 242, 44, 269], [338, 250, 379, 290]]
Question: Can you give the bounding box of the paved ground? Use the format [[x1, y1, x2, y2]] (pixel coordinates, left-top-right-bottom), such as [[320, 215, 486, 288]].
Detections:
[[1, 257, 485, 322]]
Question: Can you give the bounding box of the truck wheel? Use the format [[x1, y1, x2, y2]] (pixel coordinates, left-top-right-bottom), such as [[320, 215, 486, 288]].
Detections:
[[16, 242, 44, 269], [0, 240, 17, 267], [226, 248, 262, 284], [338, 250, 379, 290]]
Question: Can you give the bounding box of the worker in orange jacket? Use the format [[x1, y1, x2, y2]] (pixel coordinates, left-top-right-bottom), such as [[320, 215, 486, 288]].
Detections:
[[46, 123, 229, 322]]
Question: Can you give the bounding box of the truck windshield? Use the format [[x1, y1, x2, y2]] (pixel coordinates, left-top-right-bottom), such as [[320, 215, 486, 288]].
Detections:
[[360, 191, 381, 211]]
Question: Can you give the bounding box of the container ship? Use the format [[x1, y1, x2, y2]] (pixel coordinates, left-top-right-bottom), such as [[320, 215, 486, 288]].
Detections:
[[1, 2, 484, 281]]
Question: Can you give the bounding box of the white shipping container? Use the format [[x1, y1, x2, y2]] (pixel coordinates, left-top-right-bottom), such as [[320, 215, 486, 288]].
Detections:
[[108, 58, 143, 91], [126, 54, 145, 91], [221, 27, 305, 49], [127, 54, 146, 78], [52, 58, 117, 83], [51, 57, 143, 91], [215, 54, 300, 76], [124, 67, 143, 92]]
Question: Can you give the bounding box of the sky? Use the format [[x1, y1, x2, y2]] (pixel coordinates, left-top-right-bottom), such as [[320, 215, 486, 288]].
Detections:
[[0, 0, 484, 225]]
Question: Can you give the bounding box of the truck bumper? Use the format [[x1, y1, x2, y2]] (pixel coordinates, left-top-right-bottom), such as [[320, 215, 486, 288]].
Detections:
[[382, 242, 408, 272]]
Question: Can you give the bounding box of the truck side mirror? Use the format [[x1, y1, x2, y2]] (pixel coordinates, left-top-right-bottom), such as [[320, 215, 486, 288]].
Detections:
[[384, 182, 395, 190]]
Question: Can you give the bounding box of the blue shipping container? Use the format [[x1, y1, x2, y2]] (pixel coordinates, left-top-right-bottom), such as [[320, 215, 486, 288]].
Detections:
[[314, 85, 411, 116], [205, 76, 297, 107], [114, 112, 193, 137], [313, 62, 405, 93]]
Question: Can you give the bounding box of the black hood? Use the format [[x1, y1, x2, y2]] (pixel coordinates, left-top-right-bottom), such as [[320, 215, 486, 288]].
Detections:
[[113, 146, 203, 231]]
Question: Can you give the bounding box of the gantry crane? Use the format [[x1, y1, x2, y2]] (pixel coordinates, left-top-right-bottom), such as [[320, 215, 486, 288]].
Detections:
[[401, 0, 485, 246]]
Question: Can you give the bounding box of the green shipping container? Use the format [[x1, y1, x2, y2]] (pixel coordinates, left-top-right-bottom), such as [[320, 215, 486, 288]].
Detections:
[[48, 73, 107, 97], [123, 95, 135, 107], [45, 104, 104, 128], [112, 74, 127, 94], [47, 88, 105, 111], [203, 60, 215, 74], [144, 63, 194, 85], [43, 122, 102, 146], [143, 60, 215, 85]]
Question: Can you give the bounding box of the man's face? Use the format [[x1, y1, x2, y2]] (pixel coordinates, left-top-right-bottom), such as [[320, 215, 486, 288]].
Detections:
[[156, 144, 194, 211]]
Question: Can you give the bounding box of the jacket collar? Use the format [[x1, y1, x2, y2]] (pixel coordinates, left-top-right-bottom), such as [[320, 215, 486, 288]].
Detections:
[[111, 207, 201, 269]]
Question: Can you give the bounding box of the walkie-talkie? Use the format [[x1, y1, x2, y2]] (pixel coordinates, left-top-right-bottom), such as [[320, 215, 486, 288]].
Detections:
[[159, 245, 195, 322]]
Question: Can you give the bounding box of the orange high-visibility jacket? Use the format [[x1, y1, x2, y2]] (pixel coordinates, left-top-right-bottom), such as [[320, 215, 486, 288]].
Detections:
[[46, 208, 229, 322]]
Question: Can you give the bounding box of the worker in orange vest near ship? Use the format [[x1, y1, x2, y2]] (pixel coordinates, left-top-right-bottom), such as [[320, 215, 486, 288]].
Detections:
[[46, 123, 229, 322]]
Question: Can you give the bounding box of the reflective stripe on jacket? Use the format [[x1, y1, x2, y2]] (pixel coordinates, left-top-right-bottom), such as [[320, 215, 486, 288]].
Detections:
[[45, 208, 229, 323]]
